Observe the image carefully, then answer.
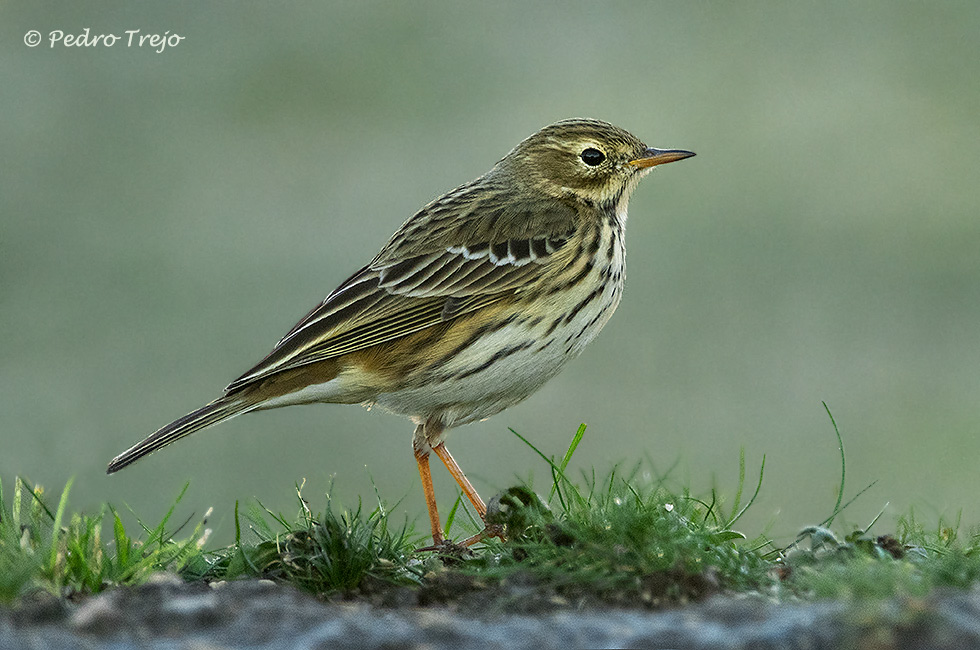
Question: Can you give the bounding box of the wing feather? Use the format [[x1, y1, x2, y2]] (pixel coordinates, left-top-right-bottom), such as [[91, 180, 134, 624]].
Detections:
[[226, 186, 581, 392]]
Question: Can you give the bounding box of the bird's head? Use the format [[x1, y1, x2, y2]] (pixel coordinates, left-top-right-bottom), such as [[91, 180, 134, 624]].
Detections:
[[499, 118, 694, 208]]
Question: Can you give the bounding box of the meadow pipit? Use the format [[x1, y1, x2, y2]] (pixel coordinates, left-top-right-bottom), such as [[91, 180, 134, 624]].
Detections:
[[108, 118, 694, 546]]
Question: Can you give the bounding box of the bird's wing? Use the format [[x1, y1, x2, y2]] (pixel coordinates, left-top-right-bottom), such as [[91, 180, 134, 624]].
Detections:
[[225, 189, 579, 392]]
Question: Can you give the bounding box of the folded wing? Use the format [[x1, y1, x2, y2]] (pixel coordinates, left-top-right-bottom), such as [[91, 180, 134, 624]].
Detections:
[[225, 191, 580, 392]]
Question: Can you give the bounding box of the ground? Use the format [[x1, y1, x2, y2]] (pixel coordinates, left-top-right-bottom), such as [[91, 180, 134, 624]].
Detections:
[[5, 574, 980, 650]]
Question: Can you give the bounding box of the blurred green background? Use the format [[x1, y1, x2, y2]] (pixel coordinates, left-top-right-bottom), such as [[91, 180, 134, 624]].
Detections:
[[3, 2, 979, 544]]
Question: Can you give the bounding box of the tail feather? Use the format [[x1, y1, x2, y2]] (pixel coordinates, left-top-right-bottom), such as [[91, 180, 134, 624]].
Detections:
[[107, 395, 255, 473]]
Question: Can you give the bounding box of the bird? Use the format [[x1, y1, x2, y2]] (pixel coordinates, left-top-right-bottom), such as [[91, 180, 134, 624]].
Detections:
[[107, 118, 694, 548]]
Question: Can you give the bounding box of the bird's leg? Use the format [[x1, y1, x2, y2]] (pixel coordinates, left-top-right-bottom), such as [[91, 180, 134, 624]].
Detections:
[[432, 442, 505, 545], [413, 421, 504, 550], [431, 442, 486, 518], [413, 424, 444, 546]]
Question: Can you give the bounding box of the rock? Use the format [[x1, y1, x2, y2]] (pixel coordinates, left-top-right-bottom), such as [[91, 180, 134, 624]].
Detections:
[[4, 579, 980, 649]]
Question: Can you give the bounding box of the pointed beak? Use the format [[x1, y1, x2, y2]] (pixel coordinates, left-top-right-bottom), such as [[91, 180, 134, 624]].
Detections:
[[628, 148, 696, 169]]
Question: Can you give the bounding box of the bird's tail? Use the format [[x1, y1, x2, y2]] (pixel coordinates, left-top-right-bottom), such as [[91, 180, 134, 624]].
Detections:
[[107, 394, 256, 474]]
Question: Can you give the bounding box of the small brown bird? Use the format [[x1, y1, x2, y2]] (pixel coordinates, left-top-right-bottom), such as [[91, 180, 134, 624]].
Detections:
[[107, 118, 694, 547]]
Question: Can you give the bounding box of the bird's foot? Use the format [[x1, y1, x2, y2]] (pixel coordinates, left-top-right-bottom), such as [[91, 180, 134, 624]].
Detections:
[[413, 523, 506, 555], [456, 522, 506, 547], [413, 538, 475, 562]]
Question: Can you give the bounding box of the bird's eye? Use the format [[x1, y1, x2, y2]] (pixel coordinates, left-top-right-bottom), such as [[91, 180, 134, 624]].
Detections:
[[580, 148, 605, 167]]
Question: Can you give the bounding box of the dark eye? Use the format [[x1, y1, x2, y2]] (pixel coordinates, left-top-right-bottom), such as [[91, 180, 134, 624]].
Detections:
[[580, 148, 605, 166]]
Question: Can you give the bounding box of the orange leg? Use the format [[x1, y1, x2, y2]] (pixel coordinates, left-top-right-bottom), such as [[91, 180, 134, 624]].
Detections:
[[414, 447, 444, 545], [413, 423, 505, 550], [432, 442, 487, 519]]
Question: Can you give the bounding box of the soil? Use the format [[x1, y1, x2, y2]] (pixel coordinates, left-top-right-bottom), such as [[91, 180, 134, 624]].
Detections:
[[4, 573, 980, 650]]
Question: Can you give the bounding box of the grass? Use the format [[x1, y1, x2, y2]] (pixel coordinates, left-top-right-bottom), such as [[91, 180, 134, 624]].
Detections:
[[3, 414, 980, 608], [0, 478, 210, 604], [456, 426, 773, 607], [188, 481, 425, 592], [784, 516, 980, 600]]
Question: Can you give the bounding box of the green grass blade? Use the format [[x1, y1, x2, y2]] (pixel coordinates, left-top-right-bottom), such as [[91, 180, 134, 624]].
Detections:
[[862, 502, 889, 534], [48, 477, 74, 580], [111, 507, 129, 568], [234, 500, 242, 545], [548, 423, 586, 502], [12, 478, 22, 532], [23, 478, 57, 522], [509, 428, 569, 510], [508, 428, 559, 473], [444, 494, 463, 536], [561, 423, 586, 473], [132, 481, 190, 543], [508, 426, 589, 513], [823, 401, 845, 527], [727, 454, 765, 528], [730, 447, 746, 517], [818, 480, 878, 528]]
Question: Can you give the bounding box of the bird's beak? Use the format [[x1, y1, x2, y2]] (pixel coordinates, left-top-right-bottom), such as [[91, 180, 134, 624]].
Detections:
[[628, 148, 696, 169]]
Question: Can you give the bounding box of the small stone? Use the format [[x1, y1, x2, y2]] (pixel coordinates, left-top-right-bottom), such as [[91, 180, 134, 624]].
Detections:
[[71, 595, 124, 636]]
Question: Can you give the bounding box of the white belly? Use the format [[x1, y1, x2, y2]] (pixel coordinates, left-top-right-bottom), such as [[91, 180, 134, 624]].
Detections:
[[376, 223, 625, 428]]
